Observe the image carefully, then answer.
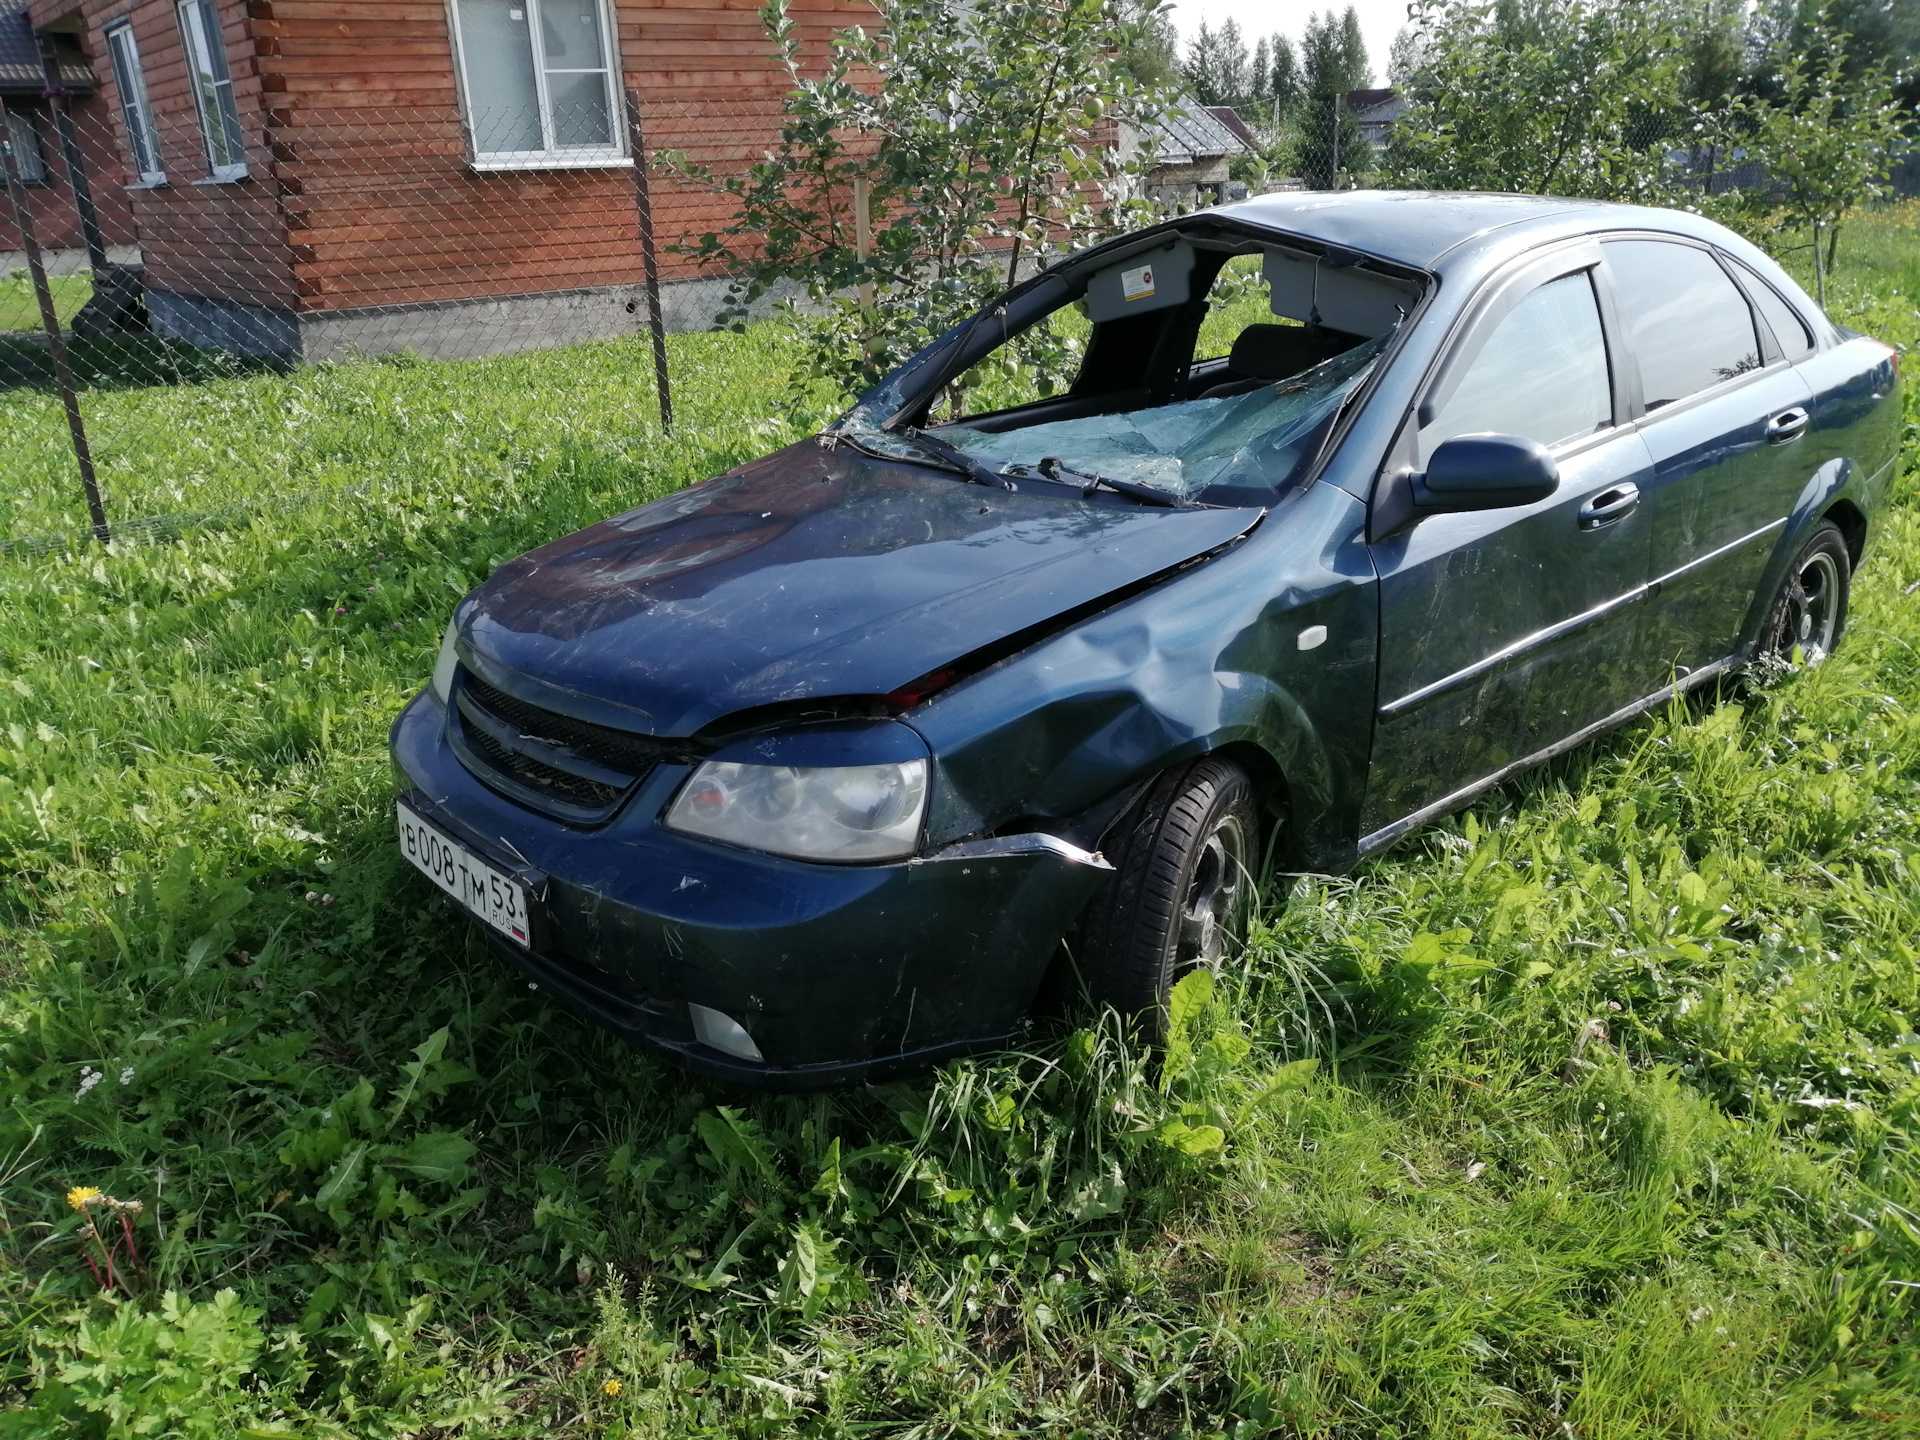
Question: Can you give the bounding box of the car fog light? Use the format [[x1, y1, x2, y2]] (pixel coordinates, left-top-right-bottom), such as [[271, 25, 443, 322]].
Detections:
[[430, 617, 461, 705], [689, 1003, 764, 1063], [665, 757, 928, 861]]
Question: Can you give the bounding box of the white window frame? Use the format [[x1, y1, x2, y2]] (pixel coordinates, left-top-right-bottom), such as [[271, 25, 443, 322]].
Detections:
[[176, 0, 248, 181], [105, 22, 165, 186], [2, 108, 48, 185], [447, 0, 630, 171]]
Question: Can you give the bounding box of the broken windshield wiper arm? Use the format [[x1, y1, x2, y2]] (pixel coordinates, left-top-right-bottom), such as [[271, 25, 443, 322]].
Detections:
[[899, 427, 1017, 490], [1036, 456, 1192, 509]]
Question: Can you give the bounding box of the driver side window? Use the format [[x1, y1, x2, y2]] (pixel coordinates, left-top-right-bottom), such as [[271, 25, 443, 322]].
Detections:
[[1418, 272, 1613, 464]]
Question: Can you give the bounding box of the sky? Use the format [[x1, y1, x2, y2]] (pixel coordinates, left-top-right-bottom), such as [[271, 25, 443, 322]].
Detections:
[[1165, 0, 1412, 88]]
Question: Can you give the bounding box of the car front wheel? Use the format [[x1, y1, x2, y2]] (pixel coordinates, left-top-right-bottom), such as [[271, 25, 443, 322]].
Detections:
[[1758, 520, 1850, 664], [1083, 757, 1259, 1041]]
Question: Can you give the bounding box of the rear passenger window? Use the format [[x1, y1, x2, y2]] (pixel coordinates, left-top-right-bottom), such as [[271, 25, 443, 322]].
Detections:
[[1603, 239, 1761, 410], [1729, 258, 1815, 360], [1419, 271, 1612, 463]]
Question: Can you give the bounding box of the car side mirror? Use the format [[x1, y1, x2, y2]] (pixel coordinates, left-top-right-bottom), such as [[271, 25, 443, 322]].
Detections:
[[1411, 433, 1559, 513]]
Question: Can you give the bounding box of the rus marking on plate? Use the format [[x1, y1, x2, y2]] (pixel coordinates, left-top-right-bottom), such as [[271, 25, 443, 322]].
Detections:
[[397, 802, 532, 946]]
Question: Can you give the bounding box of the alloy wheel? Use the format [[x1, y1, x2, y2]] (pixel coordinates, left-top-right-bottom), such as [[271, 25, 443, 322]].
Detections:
[[1175, 814, 1249, 971], [1779, 549, 1843, 662]]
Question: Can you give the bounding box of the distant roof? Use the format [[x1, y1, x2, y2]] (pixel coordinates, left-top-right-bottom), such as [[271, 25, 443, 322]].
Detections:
[[1205, 106, 1259, 150], [1, 0, 92, 95], [1344, 87, 1397, 112], [1150, 102, 1252, 166]]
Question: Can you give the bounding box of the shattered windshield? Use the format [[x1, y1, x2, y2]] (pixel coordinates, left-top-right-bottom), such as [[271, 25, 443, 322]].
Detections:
[[937, 337, 1386, 502], [832, 239, 1415, 506]]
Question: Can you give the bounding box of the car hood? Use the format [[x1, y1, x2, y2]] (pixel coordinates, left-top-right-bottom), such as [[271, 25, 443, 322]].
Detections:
[[457, 441, 1264, 736]]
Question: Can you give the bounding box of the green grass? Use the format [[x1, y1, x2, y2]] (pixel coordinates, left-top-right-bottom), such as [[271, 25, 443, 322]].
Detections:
[[1814, 203, 1920, 304], [0, 271, 92, 335], [1, 226, 1918, 1436]]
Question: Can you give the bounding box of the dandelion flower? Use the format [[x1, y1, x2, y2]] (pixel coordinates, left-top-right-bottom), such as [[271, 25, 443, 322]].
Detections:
[[66, 1185, 101, 1211], [602, 1379, 623, 1397]]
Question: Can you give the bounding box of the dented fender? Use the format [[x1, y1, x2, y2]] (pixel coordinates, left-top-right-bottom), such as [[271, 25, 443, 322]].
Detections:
[[905, 480, 1380, 870]]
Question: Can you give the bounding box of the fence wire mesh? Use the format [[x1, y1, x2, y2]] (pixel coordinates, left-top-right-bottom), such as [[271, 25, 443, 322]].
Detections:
[[0, 87, 813, 549], [0, 74, 1799, 552]]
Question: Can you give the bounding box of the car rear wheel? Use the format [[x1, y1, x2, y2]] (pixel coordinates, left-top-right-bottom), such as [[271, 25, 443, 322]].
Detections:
[[1758, 521, 1850, 664], [1083, 757, 1259, 1042]]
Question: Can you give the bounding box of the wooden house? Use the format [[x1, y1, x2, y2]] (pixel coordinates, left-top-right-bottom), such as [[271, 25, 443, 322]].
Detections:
[[2, 0, 138, 272], [11, 0, 868, 358]]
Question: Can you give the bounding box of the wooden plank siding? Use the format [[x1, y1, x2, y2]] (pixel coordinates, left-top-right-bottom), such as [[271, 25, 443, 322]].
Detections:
[[44, 0, 298, 307], [39, 0, 872, 319]]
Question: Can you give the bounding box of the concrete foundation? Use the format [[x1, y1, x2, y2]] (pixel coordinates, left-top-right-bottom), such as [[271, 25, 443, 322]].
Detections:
[[144, 273, 800, 363], [0, 245, 143, 276]]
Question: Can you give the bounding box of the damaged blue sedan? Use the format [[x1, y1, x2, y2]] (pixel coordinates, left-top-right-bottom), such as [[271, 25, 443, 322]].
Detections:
[[391, 192, 1901, 1089]]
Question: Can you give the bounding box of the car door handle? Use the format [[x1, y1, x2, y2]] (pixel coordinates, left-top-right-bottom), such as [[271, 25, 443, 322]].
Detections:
[[1578, 482, 1639, 530], [1766, 407, 1810, 444]]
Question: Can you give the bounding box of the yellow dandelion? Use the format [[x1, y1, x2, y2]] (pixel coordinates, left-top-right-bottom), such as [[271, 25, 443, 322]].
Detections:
[[602, 1378, 623, 1397], [66, 1185, 101, 1211]]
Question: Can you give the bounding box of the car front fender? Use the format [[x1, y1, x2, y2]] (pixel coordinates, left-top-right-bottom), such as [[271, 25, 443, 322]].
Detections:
[[906, 481, 1379, 872]]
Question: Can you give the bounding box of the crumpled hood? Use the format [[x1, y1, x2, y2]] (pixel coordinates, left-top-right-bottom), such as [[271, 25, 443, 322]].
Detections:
[[458, 441, 1263, 736]]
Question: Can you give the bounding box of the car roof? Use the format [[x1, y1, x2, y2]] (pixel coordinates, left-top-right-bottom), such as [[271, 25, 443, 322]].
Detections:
[[1214, 190, 1662, 271]]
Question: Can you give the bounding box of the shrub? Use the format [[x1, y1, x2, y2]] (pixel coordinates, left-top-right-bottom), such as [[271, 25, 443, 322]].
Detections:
[[660, 0, 1164, 410]]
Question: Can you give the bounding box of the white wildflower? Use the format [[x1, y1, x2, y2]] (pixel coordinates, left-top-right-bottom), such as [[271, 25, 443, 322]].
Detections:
[[75, 1066, 103, 1101], [119, 1067, 135, 1085]]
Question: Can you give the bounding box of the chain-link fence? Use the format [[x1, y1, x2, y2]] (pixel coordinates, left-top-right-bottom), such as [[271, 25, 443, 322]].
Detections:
[[0, 60, 1833, 553], [0, 76, 833, 549]]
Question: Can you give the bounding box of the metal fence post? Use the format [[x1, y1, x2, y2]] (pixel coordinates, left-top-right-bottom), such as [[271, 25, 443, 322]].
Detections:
[[623, 87, 674, 436], [1330, 93, 1339, 191], [1, 94, 110, 544], [852, 174, 873, 306], [39, 39, 110, 275]]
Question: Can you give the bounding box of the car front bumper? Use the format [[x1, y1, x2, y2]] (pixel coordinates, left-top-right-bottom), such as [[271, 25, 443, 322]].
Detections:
[[390, 691, 1108, 1089]]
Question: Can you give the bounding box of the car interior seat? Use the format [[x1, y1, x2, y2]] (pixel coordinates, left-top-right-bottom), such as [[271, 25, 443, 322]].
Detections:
[[1199, 323, 1363, 399]]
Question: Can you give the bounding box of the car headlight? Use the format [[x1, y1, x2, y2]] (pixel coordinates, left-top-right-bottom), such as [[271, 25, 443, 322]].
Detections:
[[664, 758, 928, 862], [430, 617, 461, 706]]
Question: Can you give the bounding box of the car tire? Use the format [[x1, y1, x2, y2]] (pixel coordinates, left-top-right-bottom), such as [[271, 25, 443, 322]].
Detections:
[[1757, 520, 1851, 664], [1082, 757, 1260, 1042]]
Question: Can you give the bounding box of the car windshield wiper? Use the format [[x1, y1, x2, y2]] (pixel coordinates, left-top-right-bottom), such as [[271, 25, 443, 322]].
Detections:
[[895, 427, 1016, 490], [1036, 456, 1192, 509]]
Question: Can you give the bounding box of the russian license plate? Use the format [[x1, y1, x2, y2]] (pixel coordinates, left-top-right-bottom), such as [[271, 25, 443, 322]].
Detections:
[[397, 801, 532, 947]]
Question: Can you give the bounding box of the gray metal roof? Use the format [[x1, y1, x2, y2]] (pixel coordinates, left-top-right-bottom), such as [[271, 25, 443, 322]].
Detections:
[[1212, 188, 1782, 281], [1219, 189, 1589, 269], [1150, 102, 1252, 166], [1, 0, 93, 95]]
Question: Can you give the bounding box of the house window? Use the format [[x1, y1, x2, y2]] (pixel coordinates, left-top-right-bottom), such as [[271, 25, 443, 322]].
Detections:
[[176, 0, 247, 180], [450, 0, 625, 169], [2, 109, 48, 185], [105, 23, 165, 184]]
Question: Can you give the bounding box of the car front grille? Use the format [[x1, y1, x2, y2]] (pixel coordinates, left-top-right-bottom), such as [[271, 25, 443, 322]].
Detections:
[[461, 673, 669, 775], [457, 715, 631, 812], [450, 668, 669, 822]]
